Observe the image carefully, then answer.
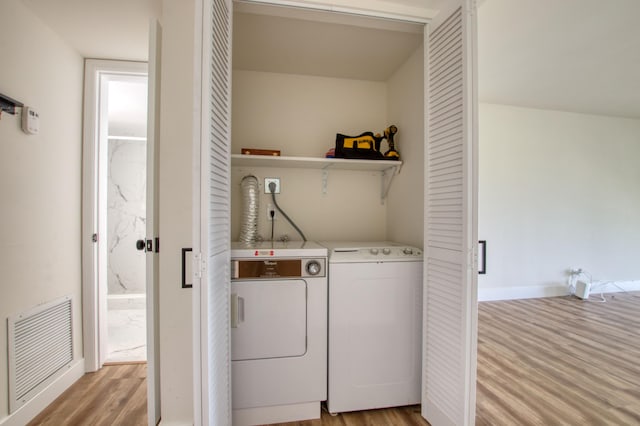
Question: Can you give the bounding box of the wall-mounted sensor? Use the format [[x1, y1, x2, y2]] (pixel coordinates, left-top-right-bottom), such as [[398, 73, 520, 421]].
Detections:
[[22, 107, 39, 135]]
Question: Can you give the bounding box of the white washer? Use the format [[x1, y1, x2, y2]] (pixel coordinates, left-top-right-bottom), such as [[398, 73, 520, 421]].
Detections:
[[321, 241, 423, 414], [230, 241, 327, 425]]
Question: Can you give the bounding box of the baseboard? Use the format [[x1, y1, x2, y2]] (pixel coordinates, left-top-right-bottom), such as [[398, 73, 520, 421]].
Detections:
[[478, 285, 568, 301], [478, 280, 640, 302], [0, 359, 85, 426], [587, 280, 640, 295]]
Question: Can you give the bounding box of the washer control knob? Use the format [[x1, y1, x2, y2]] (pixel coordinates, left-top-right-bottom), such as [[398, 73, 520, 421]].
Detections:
[[382, 247, 391, 255], [369, 248, 379, 255], [403, 248, 414, 255], [306, 260, 322, 276]]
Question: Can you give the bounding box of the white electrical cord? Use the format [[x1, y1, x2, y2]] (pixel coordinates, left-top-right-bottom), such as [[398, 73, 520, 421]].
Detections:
[[569, 268, 639, 302], [568, 269, 605, 302]]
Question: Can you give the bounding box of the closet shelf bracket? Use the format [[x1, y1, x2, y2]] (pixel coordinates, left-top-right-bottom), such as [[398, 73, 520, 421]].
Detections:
[[380, 164, 401, 204], [321, 168, 329, 196], [320, 161, 400, 203]]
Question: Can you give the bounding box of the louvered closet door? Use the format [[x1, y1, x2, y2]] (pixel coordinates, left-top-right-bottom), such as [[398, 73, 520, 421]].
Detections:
[[195, 0, 233, 424], [422, 1, 478, 426]]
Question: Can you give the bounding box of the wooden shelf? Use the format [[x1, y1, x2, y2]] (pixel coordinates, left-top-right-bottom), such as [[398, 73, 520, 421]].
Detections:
[[231, 154, 402, 172], [231, 154, 402, 203]]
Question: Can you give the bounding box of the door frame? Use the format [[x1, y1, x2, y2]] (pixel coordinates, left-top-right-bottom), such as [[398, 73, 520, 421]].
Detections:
[[191, 0, 433, 424], [81, 59, 149, 371]]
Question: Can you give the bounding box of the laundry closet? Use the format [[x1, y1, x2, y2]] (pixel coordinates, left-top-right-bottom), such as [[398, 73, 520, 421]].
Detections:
[[229, 3, 426, 245], [199, 1, 479, 425], [226, 5, 428, 424]]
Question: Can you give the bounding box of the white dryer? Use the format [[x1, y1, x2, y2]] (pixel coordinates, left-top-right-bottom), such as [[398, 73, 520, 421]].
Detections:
[[321, 242, 423, 414], [230, 241, 327, 425]]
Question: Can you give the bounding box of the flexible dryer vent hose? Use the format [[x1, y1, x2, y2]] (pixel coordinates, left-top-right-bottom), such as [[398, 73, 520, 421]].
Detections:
[[238, 175, 259, 243]]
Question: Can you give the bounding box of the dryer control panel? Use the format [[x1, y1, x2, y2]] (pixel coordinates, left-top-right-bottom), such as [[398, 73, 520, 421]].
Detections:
[[232, 258, 326, 279]]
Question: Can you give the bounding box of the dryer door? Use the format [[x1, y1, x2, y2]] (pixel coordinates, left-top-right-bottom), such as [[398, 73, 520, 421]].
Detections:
[[231, 279, 307, 360]]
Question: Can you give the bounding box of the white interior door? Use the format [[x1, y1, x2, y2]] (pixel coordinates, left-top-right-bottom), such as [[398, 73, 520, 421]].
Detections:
[[81, 59, 103, 373], [146, 19, 162, 426], [422, 1, 478, 426], [193, 0, 233, 424]]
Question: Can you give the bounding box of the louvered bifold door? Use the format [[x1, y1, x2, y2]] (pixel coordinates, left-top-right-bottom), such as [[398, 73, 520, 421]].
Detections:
[[422, 1, 478, 426], [196, 0, 233, 424]]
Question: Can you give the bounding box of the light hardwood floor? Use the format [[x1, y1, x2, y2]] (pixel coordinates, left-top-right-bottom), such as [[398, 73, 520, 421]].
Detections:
[[476, 292, 640, 425], [28, 363, 147, 426], [28, 292, 640, 425]]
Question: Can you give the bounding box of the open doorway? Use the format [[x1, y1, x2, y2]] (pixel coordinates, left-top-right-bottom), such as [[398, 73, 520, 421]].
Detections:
[[82, 53, 161, 424], [82, 60, 149, 371], [104, 75, 148, 363]]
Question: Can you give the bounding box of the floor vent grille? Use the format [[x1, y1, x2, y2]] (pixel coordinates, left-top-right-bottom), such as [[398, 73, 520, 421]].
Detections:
[[8, 295, 73, 413]]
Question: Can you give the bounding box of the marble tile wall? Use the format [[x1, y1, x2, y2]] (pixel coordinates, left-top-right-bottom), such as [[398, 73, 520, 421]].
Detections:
[[107, 139, 147, 295]]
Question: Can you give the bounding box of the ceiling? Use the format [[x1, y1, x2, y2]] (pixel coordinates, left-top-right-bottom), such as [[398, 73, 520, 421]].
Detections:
[[20, 0, 640, 119], [232, 6, 424, 82], [478, 0, 640, 119], [21, 0, 161, 62]]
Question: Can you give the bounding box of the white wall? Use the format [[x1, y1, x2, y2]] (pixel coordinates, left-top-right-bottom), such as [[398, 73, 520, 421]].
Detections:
[[231, 70, 389, 242], [232, 70, 388, 158], [0, 0, 83, 421], [386, 44, 425, 248], [157, 0, 196, 422], [478, 103, 640, 300], [231, 166, 388, 242]]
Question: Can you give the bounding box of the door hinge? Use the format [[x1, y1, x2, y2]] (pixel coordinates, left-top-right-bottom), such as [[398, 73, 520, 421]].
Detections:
[[92, 233, 98, 243], [468, 247, 475, 271], [193, 252, 205, 279]]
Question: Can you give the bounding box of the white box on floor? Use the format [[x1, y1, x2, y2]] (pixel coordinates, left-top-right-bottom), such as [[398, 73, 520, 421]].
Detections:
[[575, 280, 591, 299]]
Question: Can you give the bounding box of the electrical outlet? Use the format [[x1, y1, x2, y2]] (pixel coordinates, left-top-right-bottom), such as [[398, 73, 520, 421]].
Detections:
[[265, 178, 281, 194], [266, 204, 277, 221]]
